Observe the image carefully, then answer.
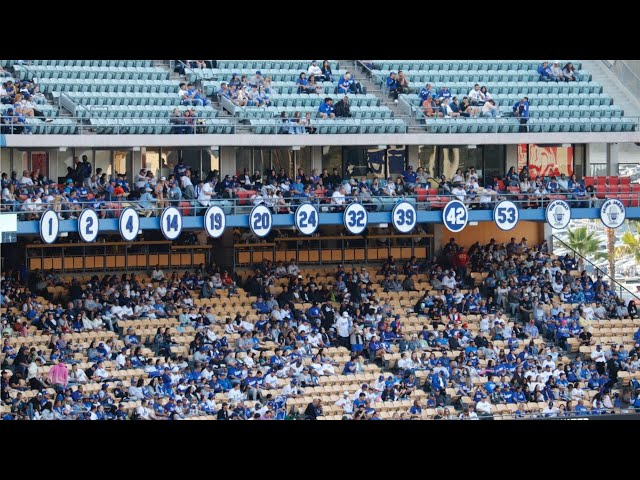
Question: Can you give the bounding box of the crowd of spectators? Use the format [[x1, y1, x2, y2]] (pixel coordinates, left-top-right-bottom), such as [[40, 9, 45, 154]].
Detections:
[[3, 235, 640, 420], [537, 61, 580, 82], [0, 157, 611, 219], [1, 78, 50, 134]]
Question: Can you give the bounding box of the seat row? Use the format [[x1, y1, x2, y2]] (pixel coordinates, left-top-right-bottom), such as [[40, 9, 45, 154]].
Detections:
[[41, 79, 179, 94], [371, 60, 582, 71], [88, 118, 234, 134], [215, 60, 338, 70], [185, 68, 349, 83], [13, 65, 170, 81], [203, 80, 339, 96], [75, 105, 220, 119], [0, 59, 153, 68], [391, 81, 603, 95], [422, 117, 636, 133], [376, 70, 591, 84], [235, 105, 393, 120], [249, 118, 407, 134], [401, 93, 614, 108]]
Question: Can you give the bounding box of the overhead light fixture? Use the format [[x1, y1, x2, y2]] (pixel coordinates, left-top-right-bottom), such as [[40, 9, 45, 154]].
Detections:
[[467, 145, 477, 149], [377, 144, 387, 149], [58, 147, 67, 152], [291, 146, 301, 151], [132, 147, 141, 152], [561, 143, 571, 148]]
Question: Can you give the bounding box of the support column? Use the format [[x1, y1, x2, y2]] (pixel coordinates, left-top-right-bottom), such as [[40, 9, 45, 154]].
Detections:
[[407, 145, 419, 167], [220, 146, 236, 177], [543, 223, 555, 254], [133, 148, 143, 175], [311, 146, 323, 172], [607, 143, 619, 176]]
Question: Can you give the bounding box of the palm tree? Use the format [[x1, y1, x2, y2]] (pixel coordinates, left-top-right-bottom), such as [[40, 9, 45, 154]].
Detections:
[[561, 226, 609, 272], [564, 226, 603, 259], [619, 230, 640, 264]]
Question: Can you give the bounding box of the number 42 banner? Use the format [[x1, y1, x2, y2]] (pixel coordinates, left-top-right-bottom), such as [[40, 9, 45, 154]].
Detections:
[[442, 200, 468, 233]]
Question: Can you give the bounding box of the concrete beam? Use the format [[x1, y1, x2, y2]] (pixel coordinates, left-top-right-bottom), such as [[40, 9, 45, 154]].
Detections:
[[4, 132, 640, 148]]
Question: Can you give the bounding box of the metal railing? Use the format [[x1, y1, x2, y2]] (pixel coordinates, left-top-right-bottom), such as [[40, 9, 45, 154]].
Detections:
[[0, 191, 633, 218], [2, 113, 639, 135], [552, 234, 640, 301]]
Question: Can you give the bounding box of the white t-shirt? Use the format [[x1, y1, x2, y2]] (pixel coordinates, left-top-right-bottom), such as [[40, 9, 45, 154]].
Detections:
[[198, 182, 214, 203], [308, 65, 323, 76], [331, 191, 346, 205], [181, 175, 193, 189], [468, 88, 481, 101]]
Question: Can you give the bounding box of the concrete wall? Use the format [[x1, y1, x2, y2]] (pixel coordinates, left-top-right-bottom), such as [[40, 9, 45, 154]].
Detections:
[[4, 132, 640, 148], [608, 60, 640, 102]]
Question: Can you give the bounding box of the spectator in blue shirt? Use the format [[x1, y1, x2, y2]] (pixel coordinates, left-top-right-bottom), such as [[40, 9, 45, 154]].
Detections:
[[386, 72, 399, 102], [402, 165, 417, 188], [418, 83, 433, 103], [318, 98, 335, 118], [538, 61, 553, 81], [513, 97, 529, 132]]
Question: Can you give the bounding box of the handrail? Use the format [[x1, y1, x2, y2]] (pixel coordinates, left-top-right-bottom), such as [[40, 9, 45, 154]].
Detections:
[[1, 191, 636, 217], [1, 114, 638, 135], [552, 234, 640, 301]]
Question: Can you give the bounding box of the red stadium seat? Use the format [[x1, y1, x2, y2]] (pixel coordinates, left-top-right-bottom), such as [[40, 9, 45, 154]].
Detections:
[[415, 188, 428, 202], [608, 176, 619, 186], [179, 201, 192, 216], [584, 176, 595, 187], [236, 190, 257, 205], [596, 177, 606, 185], [620, 176, 631, 186]]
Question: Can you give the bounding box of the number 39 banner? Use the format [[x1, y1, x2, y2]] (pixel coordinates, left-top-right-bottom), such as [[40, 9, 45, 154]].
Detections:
[[442, 200, 468, 233]]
